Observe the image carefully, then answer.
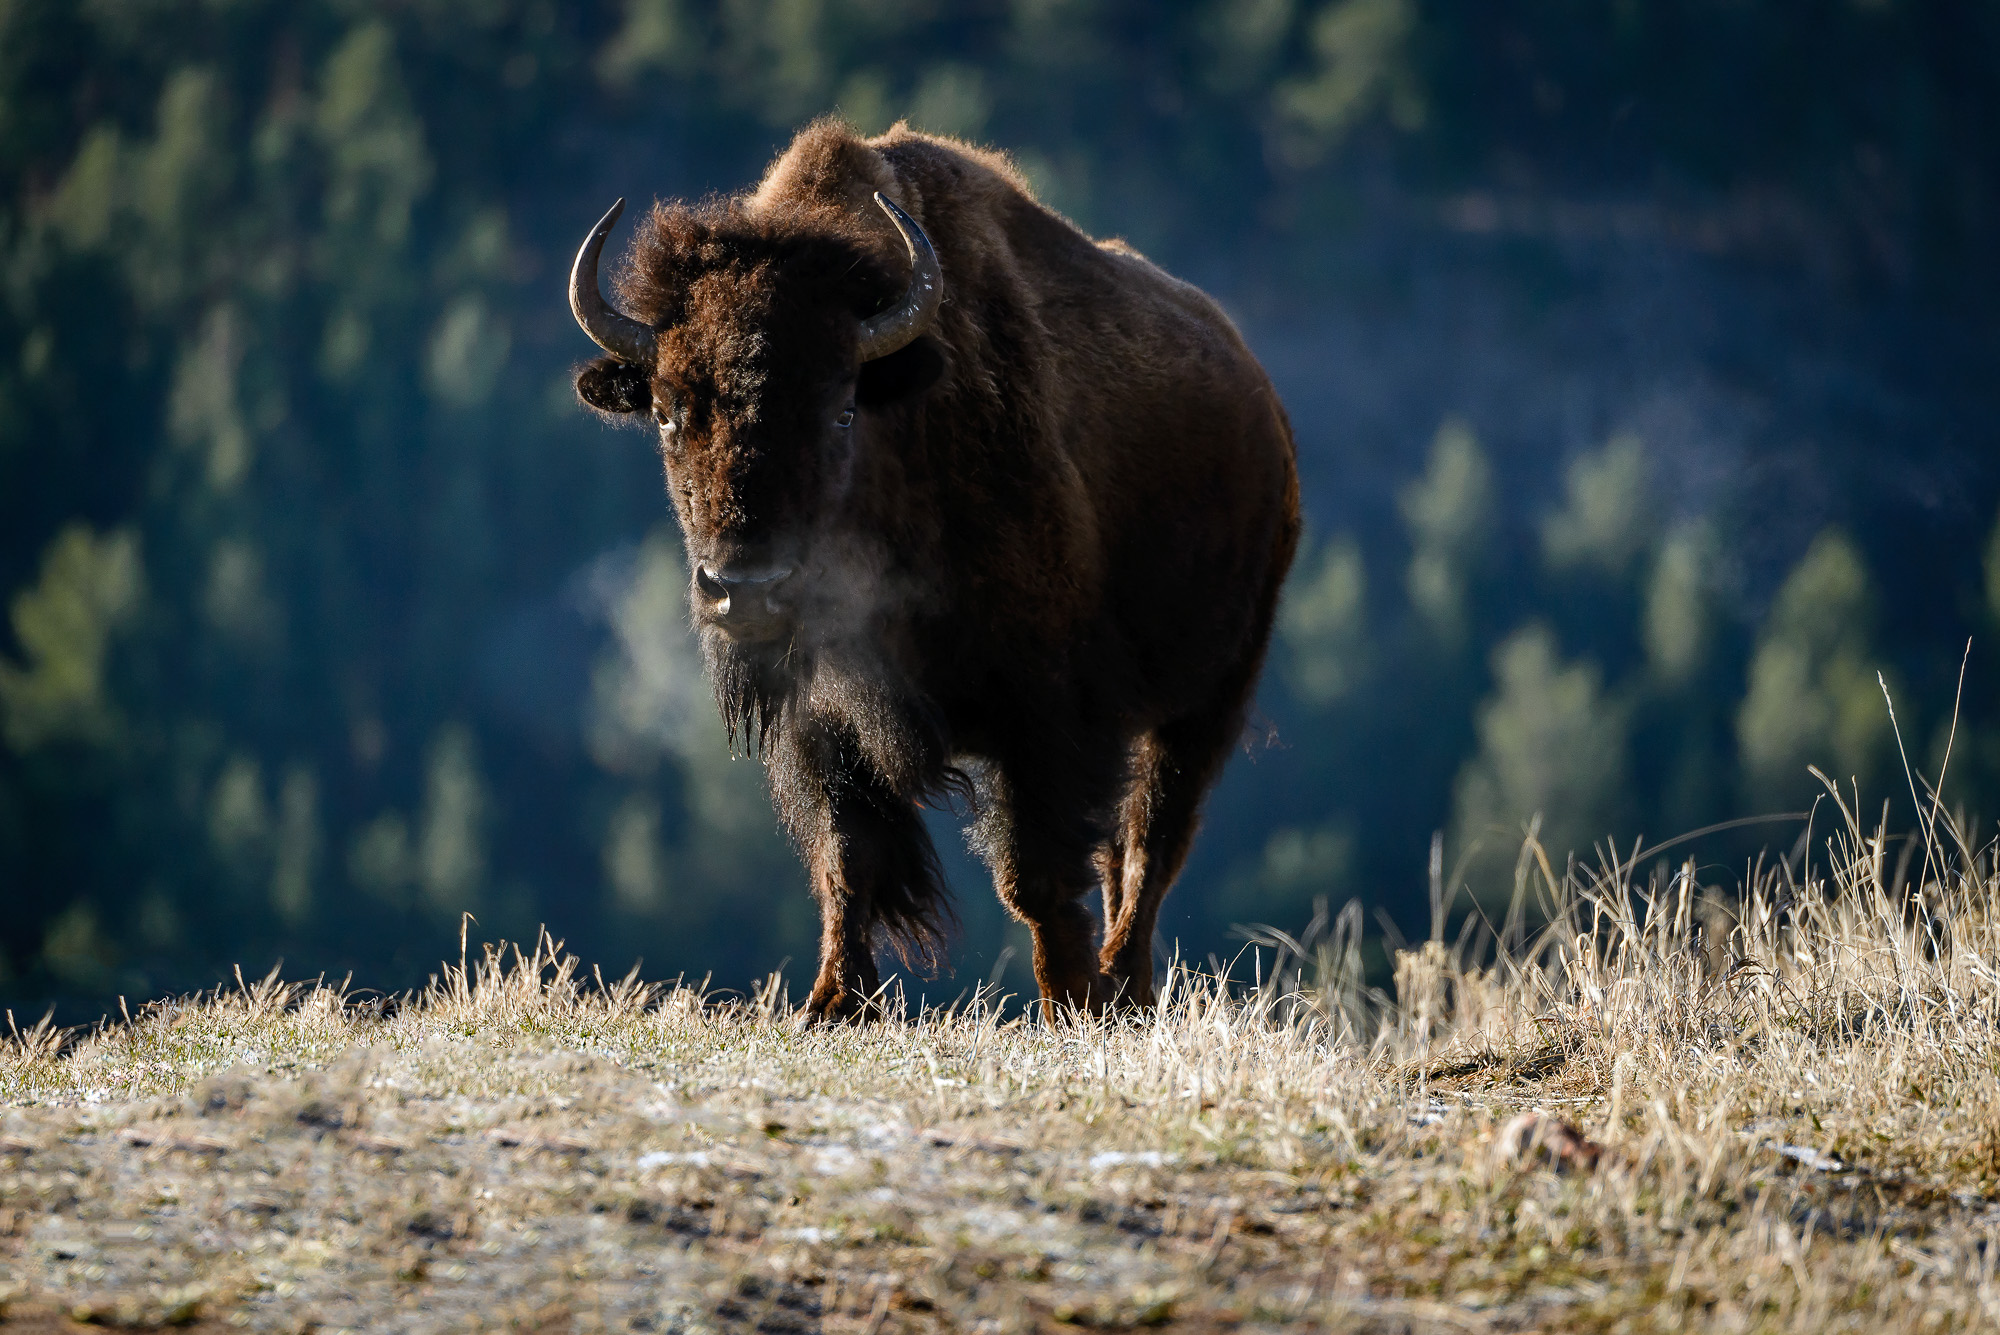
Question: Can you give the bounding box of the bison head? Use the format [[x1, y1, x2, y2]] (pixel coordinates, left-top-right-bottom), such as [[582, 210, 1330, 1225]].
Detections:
[[569, 192, 946, 746]]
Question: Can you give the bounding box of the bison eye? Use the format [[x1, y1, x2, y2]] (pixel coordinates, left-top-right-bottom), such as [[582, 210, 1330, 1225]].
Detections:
[[834, 408, 855, 430], [653, 404, 676, 434]]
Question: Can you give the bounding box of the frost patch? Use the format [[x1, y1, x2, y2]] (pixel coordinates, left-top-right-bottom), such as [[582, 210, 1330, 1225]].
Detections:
[[1087, 1150, 1176, 1171]]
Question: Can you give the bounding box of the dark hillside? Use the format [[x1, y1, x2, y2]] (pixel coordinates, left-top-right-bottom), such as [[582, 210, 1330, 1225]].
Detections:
[[2, 0, 1997, 1015]]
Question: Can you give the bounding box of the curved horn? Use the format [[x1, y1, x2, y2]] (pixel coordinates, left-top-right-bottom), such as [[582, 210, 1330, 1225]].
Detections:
[[569, 198, 657, 366], [857, 191, 943, 361]]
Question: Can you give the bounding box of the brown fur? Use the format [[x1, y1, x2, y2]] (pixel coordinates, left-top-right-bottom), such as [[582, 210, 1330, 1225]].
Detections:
[[576, 120, 1300, 1019]]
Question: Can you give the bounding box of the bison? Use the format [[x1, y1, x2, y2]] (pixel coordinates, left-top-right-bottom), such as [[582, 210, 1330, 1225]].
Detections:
[[570, 120, 1298, 1020]]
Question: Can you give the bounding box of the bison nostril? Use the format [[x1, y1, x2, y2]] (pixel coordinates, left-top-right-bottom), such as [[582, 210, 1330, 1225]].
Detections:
[[694, 564, 731, 610], [698, 564, 796, 623]]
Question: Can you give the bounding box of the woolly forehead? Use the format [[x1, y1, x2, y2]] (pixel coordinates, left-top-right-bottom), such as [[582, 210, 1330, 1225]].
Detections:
[[617, 208, 895, 419], [651, 270, 857, 423]]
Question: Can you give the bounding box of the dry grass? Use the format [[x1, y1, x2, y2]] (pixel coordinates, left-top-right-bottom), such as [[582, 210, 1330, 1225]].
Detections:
[[8, 784, 2000, 1332]]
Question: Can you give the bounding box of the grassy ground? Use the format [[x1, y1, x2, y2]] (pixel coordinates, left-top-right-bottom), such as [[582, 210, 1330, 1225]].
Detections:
[[8, 792, 2000, 1332]]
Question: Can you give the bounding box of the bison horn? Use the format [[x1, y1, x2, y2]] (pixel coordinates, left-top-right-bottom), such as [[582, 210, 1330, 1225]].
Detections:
[[569, 198, 658, 367], [857, 192, 943, 361]]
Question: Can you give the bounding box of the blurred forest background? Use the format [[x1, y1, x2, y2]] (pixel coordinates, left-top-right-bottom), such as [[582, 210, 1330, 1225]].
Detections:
[[4, 0, 1999, 1018]]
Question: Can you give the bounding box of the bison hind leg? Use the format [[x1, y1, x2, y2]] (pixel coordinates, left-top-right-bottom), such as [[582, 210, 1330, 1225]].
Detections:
[[972, 747, 1127, 1020], [1100, 664, 1265, 1009]]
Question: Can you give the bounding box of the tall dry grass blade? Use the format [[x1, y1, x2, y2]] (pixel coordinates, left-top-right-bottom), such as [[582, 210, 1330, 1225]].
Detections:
[[1914, 639, 1973, 899], [1879, 674, 1936, 876], [1427, 830, 1445, 944]]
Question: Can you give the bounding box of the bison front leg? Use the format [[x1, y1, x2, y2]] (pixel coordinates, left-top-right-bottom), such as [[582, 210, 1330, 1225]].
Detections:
[[774, 730, 949, 1024], [803, 839, 883, 1023]]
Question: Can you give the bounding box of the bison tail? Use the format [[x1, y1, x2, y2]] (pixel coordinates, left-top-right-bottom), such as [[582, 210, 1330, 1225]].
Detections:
[[867, 797, 958, 977]]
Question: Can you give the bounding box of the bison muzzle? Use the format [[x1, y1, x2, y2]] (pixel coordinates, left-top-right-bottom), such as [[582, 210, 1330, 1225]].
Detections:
[[571, 120, 1300, 1021]]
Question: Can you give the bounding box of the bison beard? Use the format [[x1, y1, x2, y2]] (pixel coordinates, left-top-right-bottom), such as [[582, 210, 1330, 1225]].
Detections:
[[571, 119, 1300, 1020]]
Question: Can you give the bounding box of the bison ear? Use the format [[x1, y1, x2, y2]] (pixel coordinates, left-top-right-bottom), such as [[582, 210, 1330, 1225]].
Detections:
[[575, 358, 652, 417], [855, 337, 945, 407]]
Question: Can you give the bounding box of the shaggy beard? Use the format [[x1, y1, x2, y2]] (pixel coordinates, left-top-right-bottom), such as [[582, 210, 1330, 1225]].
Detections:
[[700, 626, 968, 809], [701, 627, 795, 758]]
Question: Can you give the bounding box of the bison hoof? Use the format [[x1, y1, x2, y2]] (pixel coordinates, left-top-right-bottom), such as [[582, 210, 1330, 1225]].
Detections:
[[801, 987, 886, 1026], [1035, 974, 1132, 1022], [1093, 975, 1156, 1012]]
